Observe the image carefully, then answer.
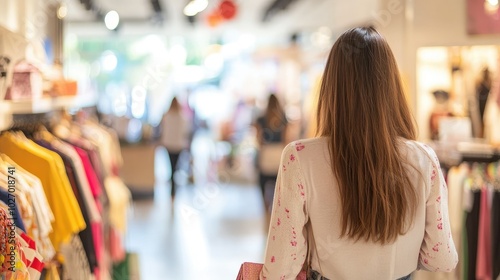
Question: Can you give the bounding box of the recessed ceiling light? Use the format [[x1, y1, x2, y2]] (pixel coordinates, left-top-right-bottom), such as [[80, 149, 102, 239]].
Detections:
[[105, 10, 120, 30]]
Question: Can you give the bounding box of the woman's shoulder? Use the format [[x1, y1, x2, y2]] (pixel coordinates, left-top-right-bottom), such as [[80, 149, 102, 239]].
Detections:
[[284, 137, 328, 153], [398, 139, 441, 166]]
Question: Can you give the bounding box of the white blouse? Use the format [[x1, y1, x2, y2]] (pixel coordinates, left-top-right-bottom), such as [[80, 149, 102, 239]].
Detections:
[[260, 137, 458, 280]]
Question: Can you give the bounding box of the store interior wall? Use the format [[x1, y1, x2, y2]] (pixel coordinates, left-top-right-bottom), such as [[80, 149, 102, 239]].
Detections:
[[0, 0, 21, 33], [380, 0, 500, 141], [4, 0, 499, 143]]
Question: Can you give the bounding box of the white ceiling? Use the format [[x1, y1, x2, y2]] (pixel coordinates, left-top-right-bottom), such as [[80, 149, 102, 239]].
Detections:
[[65, 0, 379, 40]]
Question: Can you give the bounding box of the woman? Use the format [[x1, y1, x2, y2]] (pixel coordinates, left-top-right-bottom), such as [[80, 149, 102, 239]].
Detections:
[[255, 94, 288, 213], [260, 27, 458, 279], [160, 97, 191, 205]]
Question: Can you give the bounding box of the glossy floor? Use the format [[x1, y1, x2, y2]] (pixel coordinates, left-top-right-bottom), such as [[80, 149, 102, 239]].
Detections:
[[126, 152, 267, 280], [126, 182, 267, 280]]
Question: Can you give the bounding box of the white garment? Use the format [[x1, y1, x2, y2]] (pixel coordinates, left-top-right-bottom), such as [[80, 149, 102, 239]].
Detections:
[[160, 111, 191, 152], [1, 155, 56, 260], [261, 137, 458, 280]]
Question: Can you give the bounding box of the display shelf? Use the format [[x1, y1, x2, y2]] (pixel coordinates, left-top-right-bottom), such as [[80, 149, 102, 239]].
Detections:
[[3, 95, 96, 114], [6, 98, 54, 114]]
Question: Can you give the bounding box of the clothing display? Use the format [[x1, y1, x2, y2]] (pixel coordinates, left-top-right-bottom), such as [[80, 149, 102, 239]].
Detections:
[[0, 117, 131, 280], [260, 137, 458, 279], [414, 160, 500, 280]]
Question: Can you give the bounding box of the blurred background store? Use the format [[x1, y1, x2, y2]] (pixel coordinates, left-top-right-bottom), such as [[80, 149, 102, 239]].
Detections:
[[0, 0, 499, 279]]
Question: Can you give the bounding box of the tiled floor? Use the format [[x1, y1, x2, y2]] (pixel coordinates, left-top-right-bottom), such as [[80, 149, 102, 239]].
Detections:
[[126, 132, 267, 280]]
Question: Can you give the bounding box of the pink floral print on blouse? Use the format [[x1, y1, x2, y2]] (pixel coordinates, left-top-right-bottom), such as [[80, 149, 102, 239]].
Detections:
[[417, 143, 458, 272], [260, 142, 308, 279]]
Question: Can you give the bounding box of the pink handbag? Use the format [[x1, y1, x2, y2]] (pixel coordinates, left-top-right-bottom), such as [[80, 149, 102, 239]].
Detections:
[[237, 222, 317, 280], [236, 262, 262, 280], [235, 262, 307, 280]]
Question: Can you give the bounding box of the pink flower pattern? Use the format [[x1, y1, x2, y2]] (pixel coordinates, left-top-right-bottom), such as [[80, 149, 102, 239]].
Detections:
[[295, 142, 305, 151], [290, 154, 296, 161], [298, 183, 305, 198], [431, 169, 437, 181], [432, 245, 439, 252]]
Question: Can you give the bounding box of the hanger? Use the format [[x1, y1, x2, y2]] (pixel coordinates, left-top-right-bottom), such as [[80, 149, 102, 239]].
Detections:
[[33, 125, 57, 143]]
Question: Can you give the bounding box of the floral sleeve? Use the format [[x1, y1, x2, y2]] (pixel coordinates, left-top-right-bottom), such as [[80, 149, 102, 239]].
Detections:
[[418, 145, 459, 272], [260, 142, 309, 280]]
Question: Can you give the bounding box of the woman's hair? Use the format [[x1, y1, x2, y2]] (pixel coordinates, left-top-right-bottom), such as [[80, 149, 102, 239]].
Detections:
[[316, 26, 418, 244], [168, 97, 181, 112], [265, 93, 286, 130]]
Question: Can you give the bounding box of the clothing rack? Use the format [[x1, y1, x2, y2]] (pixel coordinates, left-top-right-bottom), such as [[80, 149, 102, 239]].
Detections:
[[10, 112, 54, 129], [461, 151, 500, 163], [0, 111, 131, 280]]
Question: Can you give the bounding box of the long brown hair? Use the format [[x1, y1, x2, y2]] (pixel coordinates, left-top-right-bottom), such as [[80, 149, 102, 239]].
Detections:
[[265, 94, 286, 130], [168, 97, 181, 112], [316, 27, 418, 244]]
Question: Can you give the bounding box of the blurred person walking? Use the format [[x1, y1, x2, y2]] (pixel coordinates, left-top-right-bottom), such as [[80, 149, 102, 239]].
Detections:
[[254, 94, 288, 213], [160, 97, 191, 207], [260, 27, 458, 279]]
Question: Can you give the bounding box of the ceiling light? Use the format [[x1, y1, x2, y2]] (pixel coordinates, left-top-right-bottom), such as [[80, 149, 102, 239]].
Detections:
[[184, 2, 199, 16], [183, 0, 209, 17], [104, 10, 120, 30], [193, 0, 208, 12], [57, 4, 68, 19]]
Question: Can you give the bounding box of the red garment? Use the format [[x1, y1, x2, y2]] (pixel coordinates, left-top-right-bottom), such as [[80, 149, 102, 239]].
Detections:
[[73, 146, 103, 210], [72, 145, 105, 279], [92, 222, 104, 280], [476, 188, 492, 280]]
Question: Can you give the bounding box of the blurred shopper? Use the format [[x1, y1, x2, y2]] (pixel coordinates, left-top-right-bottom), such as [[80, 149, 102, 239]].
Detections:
[[260, 27, 458, 279], [160, 97, 191, 206], [254, 94, 288, 213]]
